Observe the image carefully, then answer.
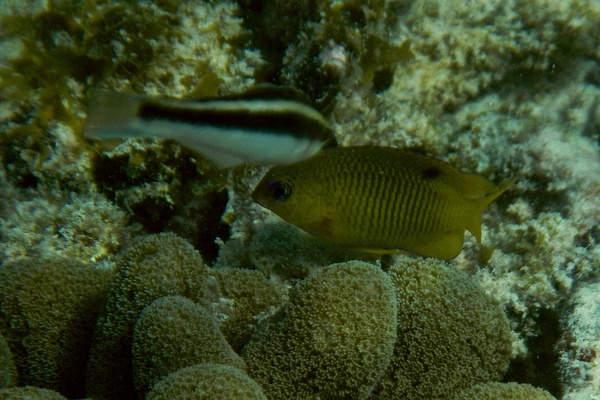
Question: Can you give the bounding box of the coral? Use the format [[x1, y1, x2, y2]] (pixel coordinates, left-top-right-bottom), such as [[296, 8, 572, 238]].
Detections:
[[146, 363, 267, 400], [398, 0, 555, 111], [0, 257, 111, 398], [475, 210, 596, 339], [132, 296, 245, 397], [215, 210, 374, 280], [558, 282, 600, 398], [0, 188, 139, 264], [278, 0, 412, 103], [371, 259, 513, 400], [0, 334, 16, 389], [88, 139, 220, 237], [85, 233, 217, 400], [332, 0, 600, 150], [220, 14, 600, 389], [245, 223, 375, 279], [452, 382, 556, 399], [242, 261, 397, 400], [210, 268, 284, 352], [0, 386, 67, 400], [239, 0, 411, 107]]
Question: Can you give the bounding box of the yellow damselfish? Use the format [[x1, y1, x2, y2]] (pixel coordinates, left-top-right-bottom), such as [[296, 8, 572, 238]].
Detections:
[[252, 146, 515, 259]]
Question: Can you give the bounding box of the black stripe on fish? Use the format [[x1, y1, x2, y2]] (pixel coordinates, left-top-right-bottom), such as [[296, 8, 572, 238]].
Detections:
[[137, 100, 333, 140]]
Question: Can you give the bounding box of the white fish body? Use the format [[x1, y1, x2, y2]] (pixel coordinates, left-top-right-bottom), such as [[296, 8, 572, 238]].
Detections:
[[84, 87, 334, 168]]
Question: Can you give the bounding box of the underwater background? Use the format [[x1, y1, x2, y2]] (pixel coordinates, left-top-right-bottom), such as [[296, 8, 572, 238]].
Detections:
[[0, 0, 599, 399]]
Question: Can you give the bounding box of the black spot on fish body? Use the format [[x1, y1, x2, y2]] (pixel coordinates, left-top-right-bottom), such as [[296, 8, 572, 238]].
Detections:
[[422, 166, 441, 179]]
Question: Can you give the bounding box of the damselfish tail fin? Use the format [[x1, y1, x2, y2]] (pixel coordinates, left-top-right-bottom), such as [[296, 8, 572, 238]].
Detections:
[[84, 88, 145, 139]]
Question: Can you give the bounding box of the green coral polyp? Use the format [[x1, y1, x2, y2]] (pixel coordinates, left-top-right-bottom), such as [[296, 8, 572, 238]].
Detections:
[[372, 259, 513, 399], [147, 363, 267, 400], [242, 261, 398, 400], [132, 296, 245, 396]]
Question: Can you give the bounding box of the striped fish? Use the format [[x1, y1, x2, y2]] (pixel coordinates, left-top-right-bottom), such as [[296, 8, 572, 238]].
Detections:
[[84, 85, 335, 168], [252, 146, 515, 259]]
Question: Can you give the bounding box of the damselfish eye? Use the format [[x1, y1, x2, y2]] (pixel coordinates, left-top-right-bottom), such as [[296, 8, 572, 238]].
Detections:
[[268, 180, 293, 202]]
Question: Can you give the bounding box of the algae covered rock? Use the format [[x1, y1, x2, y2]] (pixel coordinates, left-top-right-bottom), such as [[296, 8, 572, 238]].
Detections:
[[242, 261, 397, 399], [132, 296, 245, 396], [146, 363, 266, 400], [372, 259, 513, 399], [0, 257, 112, 398], [452, 382, 556, 399], [0, 190, 138, 264], [86, 233, 217, 400]]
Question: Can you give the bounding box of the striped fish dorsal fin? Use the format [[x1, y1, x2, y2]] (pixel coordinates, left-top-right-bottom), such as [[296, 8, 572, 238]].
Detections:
[[217, 84, 315, 107]]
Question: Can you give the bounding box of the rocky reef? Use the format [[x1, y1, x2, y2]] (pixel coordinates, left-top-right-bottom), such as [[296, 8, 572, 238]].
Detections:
[[1, 0, 599, 399]]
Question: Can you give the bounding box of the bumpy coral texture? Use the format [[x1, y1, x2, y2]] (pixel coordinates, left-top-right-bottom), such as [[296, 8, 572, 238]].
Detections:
[[0, 257, 111, 398], [242, 261, 397, 400], [146, 363, 266, 400], [0, 334, 16, 389], [452, 382, 557, 399], [85, 233, 216, 400], [246, 223, 371, 279], [132, 295, 245, 396], [371, 259, 513, 399], [211, 268, 284, 352], [0, 386, 68, 400]]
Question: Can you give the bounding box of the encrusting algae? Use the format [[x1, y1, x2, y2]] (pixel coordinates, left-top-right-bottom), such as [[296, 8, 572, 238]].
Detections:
[[253, 145, 514, 259]]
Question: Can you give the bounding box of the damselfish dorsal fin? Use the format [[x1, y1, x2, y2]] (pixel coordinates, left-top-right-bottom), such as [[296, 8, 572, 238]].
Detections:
[[464, 177, 517, 242]]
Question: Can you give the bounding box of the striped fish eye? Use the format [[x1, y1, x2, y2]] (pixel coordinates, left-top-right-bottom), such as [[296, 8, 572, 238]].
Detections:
[[267, 180, 293, 202]]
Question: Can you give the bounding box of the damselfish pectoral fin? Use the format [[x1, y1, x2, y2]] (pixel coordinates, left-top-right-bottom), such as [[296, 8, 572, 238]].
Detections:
[[304, 216, 336, 242]]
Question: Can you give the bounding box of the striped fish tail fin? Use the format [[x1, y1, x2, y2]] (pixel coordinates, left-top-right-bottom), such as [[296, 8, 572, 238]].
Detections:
[[84, 88, 144, 139]]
